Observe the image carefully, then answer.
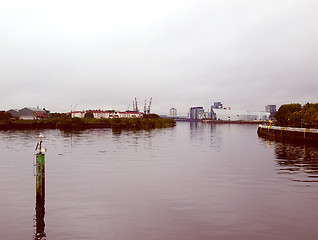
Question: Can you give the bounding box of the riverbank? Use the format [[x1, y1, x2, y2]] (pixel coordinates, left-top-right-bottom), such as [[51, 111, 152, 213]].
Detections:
[[257, 125, 318, 144], [204, 120, 269, 124], [0, 117, 176, 131]]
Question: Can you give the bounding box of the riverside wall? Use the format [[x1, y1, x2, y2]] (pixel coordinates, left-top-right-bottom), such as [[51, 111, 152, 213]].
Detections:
[[204, 120, 269, 124], [257, 125, 318, 144]]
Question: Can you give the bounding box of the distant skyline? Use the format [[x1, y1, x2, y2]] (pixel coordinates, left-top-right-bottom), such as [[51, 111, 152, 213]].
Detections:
[[1, 0, 317, 116]]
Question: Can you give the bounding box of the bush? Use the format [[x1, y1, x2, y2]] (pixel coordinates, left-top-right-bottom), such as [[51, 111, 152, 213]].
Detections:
[[143, 113, 160, 119], [84, 112, 94, 119]]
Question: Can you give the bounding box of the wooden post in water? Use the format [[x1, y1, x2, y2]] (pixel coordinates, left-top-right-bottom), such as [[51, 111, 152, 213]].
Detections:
[[34, 133, 46, 240]]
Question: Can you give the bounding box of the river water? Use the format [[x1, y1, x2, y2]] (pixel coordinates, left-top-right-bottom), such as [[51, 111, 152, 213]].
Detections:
[[1, 122, 318, 240]]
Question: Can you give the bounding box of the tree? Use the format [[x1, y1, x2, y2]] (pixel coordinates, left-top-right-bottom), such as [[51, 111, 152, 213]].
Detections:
[[274, 103, 318, 128], [288, 111, 302, 127], [274, 103, 301, 126], [84, 112, 94, 119], [0, 111, 13, 121], [301, 103, 318, 127]]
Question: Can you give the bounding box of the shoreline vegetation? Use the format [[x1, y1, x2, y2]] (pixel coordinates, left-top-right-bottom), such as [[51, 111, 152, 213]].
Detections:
[[258, 102, 318, 144], [274, 103, 318, 128], [0, 114, 176, 131]]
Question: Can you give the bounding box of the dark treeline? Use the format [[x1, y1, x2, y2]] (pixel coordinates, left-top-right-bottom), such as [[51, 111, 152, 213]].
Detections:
[[275, 103, 318, 128], [0, 111, 13, 121], [0, 113, 176, 130]]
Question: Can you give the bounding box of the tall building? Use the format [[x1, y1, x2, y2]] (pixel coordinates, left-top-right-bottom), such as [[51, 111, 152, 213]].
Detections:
[[265, 105, 276, 119], [189, 107, 205, 121], [170, 108, 177, 118]]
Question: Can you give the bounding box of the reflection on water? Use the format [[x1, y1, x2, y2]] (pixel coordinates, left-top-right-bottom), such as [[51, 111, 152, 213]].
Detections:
[[275, 142, 318, 182], [34, 189, 46, 240], [190, 121, 220, 149], [259, 136, 318, 182]]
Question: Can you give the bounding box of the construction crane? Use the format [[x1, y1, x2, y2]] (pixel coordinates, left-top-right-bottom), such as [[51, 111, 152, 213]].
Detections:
[[132, 98, 139, 112], [70, 104, 77, 118], [135, 98, 139, 112], [132, 97, 151, 113], [147, 97, 152, 114], [71, 104, 77, 112], [144, 100, 147, 114]]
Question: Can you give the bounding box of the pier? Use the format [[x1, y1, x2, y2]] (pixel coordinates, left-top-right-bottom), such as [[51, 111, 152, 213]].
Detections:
[[257, 125, 318, 144]]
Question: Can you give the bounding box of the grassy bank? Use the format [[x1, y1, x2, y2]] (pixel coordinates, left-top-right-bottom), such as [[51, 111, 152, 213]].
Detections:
[[0, 115, 176, 131]]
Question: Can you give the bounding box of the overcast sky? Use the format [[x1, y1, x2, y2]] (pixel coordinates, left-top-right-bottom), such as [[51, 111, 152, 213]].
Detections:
[[1, 0, 317, 115]]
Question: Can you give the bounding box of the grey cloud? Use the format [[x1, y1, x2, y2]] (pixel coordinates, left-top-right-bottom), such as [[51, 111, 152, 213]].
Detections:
[[1, 0, 317, 115]]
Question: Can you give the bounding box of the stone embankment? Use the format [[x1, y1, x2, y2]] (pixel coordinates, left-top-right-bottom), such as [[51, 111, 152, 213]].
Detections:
[[204, 120, 269, 124], [257, 125, 318, 144]]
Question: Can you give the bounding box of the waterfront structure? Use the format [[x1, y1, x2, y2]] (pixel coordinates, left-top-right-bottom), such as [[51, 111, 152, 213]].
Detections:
[[170, 108, 177, 118], [265, 105, 277, 119], [189, 107, 205, 121], [70, 110, 143, 119], [7, 107, 50, 120], [258, 125, 318, 144], [212, 109, 270, 121]]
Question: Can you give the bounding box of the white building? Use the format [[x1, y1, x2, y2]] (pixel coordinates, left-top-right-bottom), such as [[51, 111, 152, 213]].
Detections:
[[118, 111, 143, 118], [70, 110, 143, 119], [212, 109, 270, 121], [88, 110, 112, 119], [71, 111, 85, 118]]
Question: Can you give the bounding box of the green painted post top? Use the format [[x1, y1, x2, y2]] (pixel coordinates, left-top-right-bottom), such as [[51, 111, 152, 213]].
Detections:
[[36, 154, 45, 177], [36, 153, 45, 190], [36, 153, 45, 166]]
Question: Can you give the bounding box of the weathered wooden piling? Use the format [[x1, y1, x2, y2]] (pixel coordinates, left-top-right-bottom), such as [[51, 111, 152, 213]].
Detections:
[[34, 134, 46, 240], [36, 153, 45, 197]]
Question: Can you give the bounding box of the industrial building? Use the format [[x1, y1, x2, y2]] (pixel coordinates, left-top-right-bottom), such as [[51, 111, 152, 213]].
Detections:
[[7, 107, 50, 120], [7, 109, 19, 118], [189, 107, 207, 121], [211, 109, 270, 121]]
